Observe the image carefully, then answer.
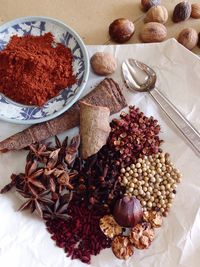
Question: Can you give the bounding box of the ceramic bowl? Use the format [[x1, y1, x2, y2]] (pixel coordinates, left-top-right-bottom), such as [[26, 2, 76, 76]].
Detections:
[[0, 16, 89, 124]]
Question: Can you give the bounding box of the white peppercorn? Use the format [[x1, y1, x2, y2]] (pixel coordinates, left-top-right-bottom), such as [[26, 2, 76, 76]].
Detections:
[[120, 153, 181, 216]]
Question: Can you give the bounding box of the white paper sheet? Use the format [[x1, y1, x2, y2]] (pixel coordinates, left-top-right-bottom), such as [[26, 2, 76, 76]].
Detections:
[[0, 39, 200, 267]]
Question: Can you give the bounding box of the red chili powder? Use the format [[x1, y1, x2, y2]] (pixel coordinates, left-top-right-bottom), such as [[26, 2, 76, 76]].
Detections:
[[46, 204, 111, 264], [0, 33, 76, 106]]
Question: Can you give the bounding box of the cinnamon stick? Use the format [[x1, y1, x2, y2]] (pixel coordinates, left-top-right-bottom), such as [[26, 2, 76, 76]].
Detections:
[[80, 101, 110, 159], [0, 78, 127, 152]]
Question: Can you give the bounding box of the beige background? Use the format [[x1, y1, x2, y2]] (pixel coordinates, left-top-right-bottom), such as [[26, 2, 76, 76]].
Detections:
[[0, 0, 200, 53]]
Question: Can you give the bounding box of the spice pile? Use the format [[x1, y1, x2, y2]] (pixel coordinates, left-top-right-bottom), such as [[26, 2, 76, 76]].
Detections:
[[120, 153, 182, 216], [0, 93, 182, 263], [0, 32, 76, 106]]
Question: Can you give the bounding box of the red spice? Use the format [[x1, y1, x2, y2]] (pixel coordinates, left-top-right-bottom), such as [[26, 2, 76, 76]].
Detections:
[[0, 33, 76, 106], [108, 106, 163, 166], [46, 203, 111, 264]]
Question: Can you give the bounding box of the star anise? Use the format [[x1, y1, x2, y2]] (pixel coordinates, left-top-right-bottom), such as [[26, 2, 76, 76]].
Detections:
[[27, 142, 52, 163], [45, 148, 60, 172], [65, 135, 80, 166], [0, 174, 17, 194], [17, 160, 46, 194], [17, 189, 54, 218], [42, 192, 72, 220]]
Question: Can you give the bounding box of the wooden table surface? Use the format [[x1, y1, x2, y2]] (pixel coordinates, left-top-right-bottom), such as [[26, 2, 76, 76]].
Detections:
[[0, 0, 200, 53]]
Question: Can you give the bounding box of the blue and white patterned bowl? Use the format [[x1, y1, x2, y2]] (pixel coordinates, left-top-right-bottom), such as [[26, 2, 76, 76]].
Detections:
[[0, 16, 89, 124]]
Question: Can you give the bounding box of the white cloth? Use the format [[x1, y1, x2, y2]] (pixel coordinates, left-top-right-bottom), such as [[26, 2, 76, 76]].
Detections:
[[0, 39, 200, 267]]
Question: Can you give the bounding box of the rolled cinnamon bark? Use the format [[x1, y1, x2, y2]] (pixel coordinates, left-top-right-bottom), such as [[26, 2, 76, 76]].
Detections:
[[80, 101, 110, 159], [0, 78, 127, 152]]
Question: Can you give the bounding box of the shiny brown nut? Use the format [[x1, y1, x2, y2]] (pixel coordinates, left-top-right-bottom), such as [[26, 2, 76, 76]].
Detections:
[[143, 211, 163, 228], [145, 5, 168, 24], [178, 28, 198, 50], [113, 196, 143, 228], [191, 3, 200, 19], [140, 22, 167, 43], [90, 52, 117, 76], [141, 0, 161, 12], [172, 1, 191, 23], [129, 222, 155, 249], [109, 18, 135, 43], [112, 235, 134, 260], [99, 215, 122, 239]]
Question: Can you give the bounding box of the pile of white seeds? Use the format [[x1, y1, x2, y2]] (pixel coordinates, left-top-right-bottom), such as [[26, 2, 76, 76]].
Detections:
[[120, 153, 182, 216]]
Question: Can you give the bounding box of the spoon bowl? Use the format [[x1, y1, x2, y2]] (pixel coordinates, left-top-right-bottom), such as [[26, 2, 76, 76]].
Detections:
[[122, 59, 156, 92], [122, 58, 200, 155]]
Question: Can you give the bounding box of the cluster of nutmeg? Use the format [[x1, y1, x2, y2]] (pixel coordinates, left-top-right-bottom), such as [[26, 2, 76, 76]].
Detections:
[[99, 196, 162, 260], [108, 0, 200, 51]]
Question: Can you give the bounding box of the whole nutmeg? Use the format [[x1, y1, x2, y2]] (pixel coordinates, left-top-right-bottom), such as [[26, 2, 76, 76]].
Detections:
[[178, 28, 198, 50], [145, 5, 168, 24], [140, 22, 167, 43], [172, 1, 191, 23], [109, 18, 135, 43], [113, 196, 143, 228], [90, 52, 117, 76], [191, 3, 200, 19], [141, 0, 161, 12]]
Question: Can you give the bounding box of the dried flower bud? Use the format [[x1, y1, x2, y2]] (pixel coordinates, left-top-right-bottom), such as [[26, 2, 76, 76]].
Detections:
[[172, 1, 191, 23], [143, 211, 163, 228], [112, 235, 134, 259], [99, 215, 123, 239], [129, 222, 155, 249], [109, 18, 135, 43], [113, 196, 143, 227]]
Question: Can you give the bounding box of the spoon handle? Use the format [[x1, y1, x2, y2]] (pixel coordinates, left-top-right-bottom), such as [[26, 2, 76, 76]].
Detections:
[[149, 88, 200, 155]]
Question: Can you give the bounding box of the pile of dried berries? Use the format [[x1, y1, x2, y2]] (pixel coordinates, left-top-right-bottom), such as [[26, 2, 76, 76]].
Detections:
[[72, 145, 125, 212], [108, 106, 163, 167], [99, 210, 161, 260], [120, 153, 182, 216], [47, 203, 111, 264]]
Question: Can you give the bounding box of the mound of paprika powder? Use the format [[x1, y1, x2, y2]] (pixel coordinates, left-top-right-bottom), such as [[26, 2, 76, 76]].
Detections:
[[0, 33, 76, 106]]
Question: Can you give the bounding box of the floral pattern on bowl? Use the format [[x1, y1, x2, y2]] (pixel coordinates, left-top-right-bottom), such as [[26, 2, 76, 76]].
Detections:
[[0, 16, 89, 124]]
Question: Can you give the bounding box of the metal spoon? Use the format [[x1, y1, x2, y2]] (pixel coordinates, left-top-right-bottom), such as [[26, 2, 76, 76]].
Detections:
[[122, 58, 200, 155]]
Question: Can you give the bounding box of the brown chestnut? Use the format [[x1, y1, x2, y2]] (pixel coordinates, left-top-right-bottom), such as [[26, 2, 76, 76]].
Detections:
[[113, 196, 143, 228], [141, 0, 161, 12], [109, 18, 135, 43]]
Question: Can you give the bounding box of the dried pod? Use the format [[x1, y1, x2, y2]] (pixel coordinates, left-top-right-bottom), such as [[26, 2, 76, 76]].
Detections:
[[141, 0, 161, 12], [113, 196, 143, 228], [172, 1, 191, 23], [178, 28, 198, 50], [143, 211, 163, 228], [129, 222, 155, 249], [90, 52, 117, 76], [140, 22, 167, 43], [112, 235, 134, 260], [191, 3, 200, 19], [109, 18, 135, 43], [99, 215, 123, 239], [145, 5, 168, 24]]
